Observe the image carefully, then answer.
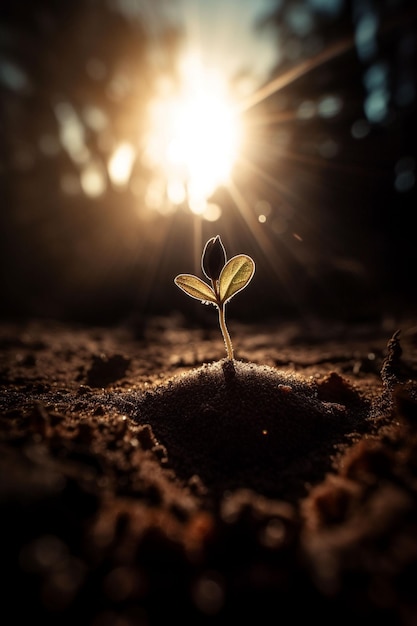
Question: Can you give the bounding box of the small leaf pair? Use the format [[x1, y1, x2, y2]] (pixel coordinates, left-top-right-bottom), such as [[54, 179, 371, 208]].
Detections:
[[174, 236, 255, 360]]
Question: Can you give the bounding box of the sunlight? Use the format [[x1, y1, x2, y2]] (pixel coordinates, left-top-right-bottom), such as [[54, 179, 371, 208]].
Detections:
[[145, 56, 243, 217]]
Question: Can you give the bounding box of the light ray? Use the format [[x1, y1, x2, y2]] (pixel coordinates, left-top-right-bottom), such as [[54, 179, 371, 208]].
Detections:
[[237, 156, 298, 205], [227, 178, 299, 301], [244, 109, 300, 127], [281, 148, 386, 177], [239, 35, 355, 113]]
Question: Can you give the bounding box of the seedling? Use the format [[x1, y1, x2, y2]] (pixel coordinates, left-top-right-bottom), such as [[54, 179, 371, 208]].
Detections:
[[174, 235, 255, 360]]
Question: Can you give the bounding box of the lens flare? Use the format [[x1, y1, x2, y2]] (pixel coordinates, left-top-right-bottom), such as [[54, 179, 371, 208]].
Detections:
[[145, 56, 242, 216]]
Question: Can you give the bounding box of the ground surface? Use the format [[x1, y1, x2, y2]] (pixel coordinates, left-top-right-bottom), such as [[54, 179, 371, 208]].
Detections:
[[1, 314, 417, 625]]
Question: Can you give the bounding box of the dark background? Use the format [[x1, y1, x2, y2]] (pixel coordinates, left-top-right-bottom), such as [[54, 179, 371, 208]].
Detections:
[[1, 0, 416, 327]]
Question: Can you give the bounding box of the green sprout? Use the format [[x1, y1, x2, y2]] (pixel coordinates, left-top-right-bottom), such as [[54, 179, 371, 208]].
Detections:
[[174, 235, 255, 360]]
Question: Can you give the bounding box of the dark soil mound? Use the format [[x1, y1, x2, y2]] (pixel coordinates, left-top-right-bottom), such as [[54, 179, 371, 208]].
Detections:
[[135, 359, 370, 500]]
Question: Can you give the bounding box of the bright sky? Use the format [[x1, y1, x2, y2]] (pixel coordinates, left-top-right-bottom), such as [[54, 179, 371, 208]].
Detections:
[[170, 0, 279, 89], [120, 0, 279, 90]]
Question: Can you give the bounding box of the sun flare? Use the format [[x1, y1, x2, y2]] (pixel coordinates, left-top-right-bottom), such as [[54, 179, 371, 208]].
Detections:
[[145, 57, 243, 216]]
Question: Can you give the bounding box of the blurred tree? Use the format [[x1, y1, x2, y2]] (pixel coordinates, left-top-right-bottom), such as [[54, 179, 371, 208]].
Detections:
[[0, 0, 182, 321], [236, 0, 417, 320]]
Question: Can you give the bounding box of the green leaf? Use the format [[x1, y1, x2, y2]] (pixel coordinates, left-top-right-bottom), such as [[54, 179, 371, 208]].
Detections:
[[219, 254, 255, 304], [174, 274, 217, 304]]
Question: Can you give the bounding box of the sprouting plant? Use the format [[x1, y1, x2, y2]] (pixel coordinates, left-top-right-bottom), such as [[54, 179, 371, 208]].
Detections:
[[174, 235, 255, 360]]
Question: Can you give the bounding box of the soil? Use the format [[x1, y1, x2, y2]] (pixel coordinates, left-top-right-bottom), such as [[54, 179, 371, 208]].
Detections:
[[1, 314, 417, 625]]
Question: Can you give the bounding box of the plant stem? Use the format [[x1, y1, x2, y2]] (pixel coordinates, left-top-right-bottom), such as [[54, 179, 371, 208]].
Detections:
[[218, 303, 234, 360], [211, 279, 234, 360]]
